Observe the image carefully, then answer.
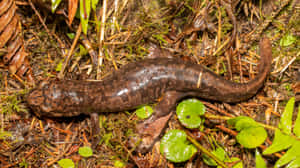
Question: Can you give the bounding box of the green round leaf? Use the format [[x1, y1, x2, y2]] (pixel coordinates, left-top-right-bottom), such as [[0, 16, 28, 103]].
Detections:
[[237, 126, 267, 148], [135, 105, 153, 119], [227, 116, 258, 131], [176, 99, 206, 129], [235, 117, 259, 131], [57, 159, 74, 168], [78, 146, 93, 157], [160, 129, 197, 163]]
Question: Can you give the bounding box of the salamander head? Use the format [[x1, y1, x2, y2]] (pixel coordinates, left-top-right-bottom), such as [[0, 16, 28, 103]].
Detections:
[[27, 80, 85, 118], [27, 89, 44, 117], [27, 81, 63, 117]]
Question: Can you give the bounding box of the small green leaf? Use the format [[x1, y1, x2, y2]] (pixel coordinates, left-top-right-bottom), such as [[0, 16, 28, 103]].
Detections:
[[227, 116, 257, 129], [231, 159, 243, 168], [280, 34, 296, 47], [176, 99, 206, 129], [152, 34, 167, 44], [55, 59, 64, 72], [293, 106, 300, 137], [204, 150, 243, 168], [160, 129, 197, 163], [279, 97, 295, 135], [263, 129, 295, 155], [79, 44, 88, 55], [78, 146, 93, 157], [102, 132, 112, 146], [135, 105, 153, 119], [255, 149, 267, 168], [57, 159, 74, 168], [233, 161, 243, 168], [274, 141, 300, 168], [91, 0, 99, 11], [19, 158, 28, 167], [114, 160, 125, 167], [227, 116, 265, 148], [203, 147, 226, 166], [230, 116, 259, 131], [80, 0, 91, 34], [67, 33, 75, 39], [0, 131, 12, 139], [51, 0, 62, 13], [236, 126, 267, 148], [223, 157, 243, 168]]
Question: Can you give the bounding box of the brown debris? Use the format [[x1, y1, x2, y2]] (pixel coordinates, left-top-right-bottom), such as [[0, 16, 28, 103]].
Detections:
[[0, 0, 34, 85]]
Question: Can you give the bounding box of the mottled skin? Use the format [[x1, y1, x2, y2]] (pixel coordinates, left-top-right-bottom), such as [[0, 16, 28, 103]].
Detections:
[[27, 38, 272, 152]]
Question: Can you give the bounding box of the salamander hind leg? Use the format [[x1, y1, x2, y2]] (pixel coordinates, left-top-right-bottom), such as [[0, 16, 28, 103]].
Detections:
[[129, 91, 186, 153]]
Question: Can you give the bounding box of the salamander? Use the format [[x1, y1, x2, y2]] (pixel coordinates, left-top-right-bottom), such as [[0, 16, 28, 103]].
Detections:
[[27, 37, 272, 153]]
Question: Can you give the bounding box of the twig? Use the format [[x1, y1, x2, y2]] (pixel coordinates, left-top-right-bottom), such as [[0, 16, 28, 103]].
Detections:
[[47, 127, 78, 166], [81, 35, 98, 65], [120, 142, 144, 168], [202, 102, 235, 117], [97, 0, 107, 79], [212, 38, 230, 56], [215, 125, 238, 136], [205, 113, 278, 130], [58, 24, 82, 79], [279, 56, 297, 74], [112, 0, 119, 34], [243, 0, 292, 49], [215, 125, 283, 158], [28, 0, 65, 51]]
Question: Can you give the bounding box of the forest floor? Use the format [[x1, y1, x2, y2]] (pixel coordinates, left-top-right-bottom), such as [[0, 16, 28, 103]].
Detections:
[[0, 0, 299, 167]]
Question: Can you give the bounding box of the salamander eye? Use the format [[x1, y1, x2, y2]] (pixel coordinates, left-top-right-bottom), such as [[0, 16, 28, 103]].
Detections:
[[38, 80, 49, 89]]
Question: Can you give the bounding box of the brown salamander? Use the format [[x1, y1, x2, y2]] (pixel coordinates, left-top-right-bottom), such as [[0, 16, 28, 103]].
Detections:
[[27, 37, 272, 152]]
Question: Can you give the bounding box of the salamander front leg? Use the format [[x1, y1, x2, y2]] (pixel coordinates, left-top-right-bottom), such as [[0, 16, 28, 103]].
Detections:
[[90, 113, 100, 148], [130, 91, 186, 153]]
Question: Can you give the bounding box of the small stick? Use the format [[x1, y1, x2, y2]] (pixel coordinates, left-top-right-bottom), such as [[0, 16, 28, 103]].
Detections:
[[202, 102, 235, 117], [244, 0, 292, 49], [58, 24, 82, 79], [97, 0, 107, 79]]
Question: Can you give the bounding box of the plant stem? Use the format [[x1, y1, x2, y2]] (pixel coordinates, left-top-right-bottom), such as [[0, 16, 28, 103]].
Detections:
[[186, 131, 228, 168]]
